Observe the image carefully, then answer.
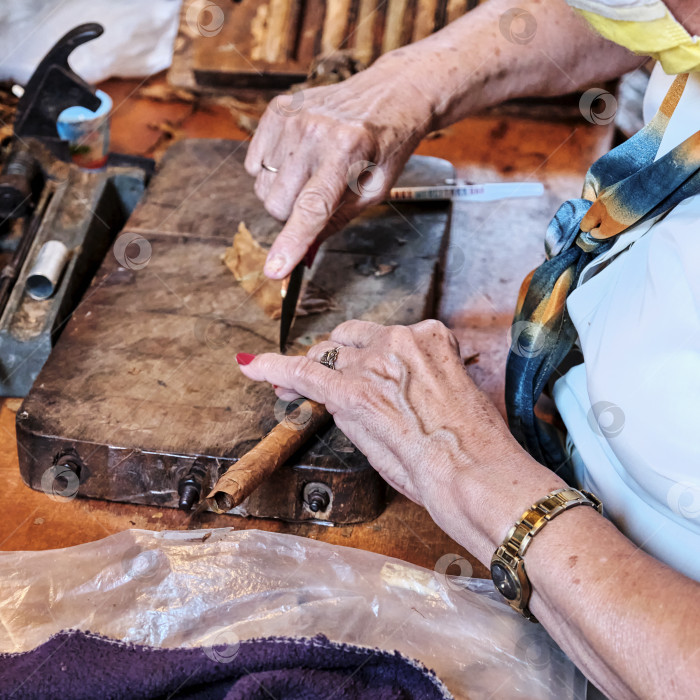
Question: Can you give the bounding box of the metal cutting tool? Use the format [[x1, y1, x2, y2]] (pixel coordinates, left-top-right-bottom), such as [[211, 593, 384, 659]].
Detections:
[[279, 180, 545, 351]]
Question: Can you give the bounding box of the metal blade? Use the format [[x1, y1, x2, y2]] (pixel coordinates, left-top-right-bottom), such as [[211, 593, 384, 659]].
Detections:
[[279, 260, 304, 353]]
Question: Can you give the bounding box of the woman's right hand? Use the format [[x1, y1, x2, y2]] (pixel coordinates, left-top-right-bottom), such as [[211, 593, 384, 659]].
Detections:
[[244, 55, 436, 279]]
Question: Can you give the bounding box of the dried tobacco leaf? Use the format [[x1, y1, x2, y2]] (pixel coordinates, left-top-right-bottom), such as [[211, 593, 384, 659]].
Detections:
[[222, 222, 283, 318], [223, 222, 338, 319]]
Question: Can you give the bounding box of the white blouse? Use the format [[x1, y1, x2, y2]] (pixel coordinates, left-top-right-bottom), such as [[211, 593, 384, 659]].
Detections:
[[553, 64, 700, 581]]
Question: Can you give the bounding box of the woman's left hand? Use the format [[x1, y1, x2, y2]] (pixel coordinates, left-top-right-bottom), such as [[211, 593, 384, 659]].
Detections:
[[236, 319, 532, 523]]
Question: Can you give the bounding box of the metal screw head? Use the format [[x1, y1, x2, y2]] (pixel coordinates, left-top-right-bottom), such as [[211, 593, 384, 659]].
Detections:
[[178, 482, 200, 511], [308, 491, 329, 512], [303, 482, 332, 514]]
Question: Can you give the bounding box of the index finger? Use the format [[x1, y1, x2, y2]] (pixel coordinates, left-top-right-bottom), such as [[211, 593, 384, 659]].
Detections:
[[237, 353, 338, 405], [263, 166, 351, 278]]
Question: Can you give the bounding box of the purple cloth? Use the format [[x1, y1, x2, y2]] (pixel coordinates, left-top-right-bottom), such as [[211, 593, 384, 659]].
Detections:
[[0, 630, 452, 699]]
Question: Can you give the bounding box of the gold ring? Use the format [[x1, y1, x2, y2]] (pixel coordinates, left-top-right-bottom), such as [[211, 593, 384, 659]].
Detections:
[[261, 162, 279, 173], [319, 347, 340, 370]]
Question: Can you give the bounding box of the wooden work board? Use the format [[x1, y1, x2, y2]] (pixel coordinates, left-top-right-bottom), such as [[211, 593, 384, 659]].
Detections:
[[17, 139, 453, 525]]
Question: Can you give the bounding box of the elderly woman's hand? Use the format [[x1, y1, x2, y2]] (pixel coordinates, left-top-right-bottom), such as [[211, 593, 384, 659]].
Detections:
[[244, 59, 435, 280], [236, 320, 531, 527]]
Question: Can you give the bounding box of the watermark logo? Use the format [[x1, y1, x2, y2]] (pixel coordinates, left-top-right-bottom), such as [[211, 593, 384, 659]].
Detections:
[[40, 464, 79, 502], [667, 481, 700, 522], [515, 631, 552, 670], [114, 232, 152, 270], [579, 88, 617, 125], [434, 553, 474, 591], [194, 317, 235, 350], [201, 626, 241, 663], [270, 88, 305, 118], [587, 400, 625, 438], [121, 546, 168, 582], [508, 321, 549, 359], [274, 397, 314, 431], [499, 8, 537, 45], [186, 1, 225, 38], [445, 243, 466, 274], [347, 160, 385, 198]]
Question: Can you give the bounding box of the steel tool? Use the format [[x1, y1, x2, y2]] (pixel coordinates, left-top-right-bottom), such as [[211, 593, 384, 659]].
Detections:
[[279, 179, 545, 350]]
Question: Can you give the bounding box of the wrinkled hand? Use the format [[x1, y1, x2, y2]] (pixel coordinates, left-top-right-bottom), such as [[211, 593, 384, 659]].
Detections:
[[237, 320, 521, 516], [244, 62, 434, 279]]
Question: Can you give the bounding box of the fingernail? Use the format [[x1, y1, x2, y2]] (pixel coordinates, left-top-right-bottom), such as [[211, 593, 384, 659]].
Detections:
[[265, 253, 287, 277], [236, 353, 256, 366], [272, 384, 278, 389]]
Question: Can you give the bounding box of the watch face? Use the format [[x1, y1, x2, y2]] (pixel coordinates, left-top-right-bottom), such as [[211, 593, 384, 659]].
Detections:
[[490, 561, 519, 601]]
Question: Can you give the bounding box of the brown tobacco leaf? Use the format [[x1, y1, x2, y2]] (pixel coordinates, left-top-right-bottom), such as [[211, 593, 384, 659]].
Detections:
[[137, 83, 197, 103], [147, 120, 189, 162], [223, 223, 338, 320], [223, 222, 283, 318]]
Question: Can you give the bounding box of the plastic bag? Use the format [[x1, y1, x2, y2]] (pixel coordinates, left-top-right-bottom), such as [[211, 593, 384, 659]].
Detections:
[[0, 0, 182, 85], [0, 528, 585, 699]]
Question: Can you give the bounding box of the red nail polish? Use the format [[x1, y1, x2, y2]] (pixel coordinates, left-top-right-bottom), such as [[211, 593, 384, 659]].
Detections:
[[272, 385, 278, 389], [236, 353, 256, 366]]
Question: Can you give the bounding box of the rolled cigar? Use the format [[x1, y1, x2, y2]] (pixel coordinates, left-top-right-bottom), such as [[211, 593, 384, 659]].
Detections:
[[321, 0, 351, 54], [412, 0, 439, 42], [264, 0, 297, 63], [382, 0, 409, 53], [206, 399, 331, 513], [355, 0, 378, 63], [446, 0, 469, 25]]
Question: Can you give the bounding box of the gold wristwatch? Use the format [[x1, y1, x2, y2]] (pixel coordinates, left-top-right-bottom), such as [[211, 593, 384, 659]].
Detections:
[[490, 487, 603, 621]]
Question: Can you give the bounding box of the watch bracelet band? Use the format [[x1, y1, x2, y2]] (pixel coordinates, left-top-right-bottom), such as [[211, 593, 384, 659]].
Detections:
[[503, 487, 603, 560], [493, 487, 603, 620]]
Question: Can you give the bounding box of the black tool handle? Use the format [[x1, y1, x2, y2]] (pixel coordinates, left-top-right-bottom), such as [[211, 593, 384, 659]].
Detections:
[[14, 23, 104, 140]]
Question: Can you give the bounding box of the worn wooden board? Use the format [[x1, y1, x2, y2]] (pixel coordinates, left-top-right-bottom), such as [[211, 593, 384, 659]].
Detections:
[[17, 139, 453, 524]]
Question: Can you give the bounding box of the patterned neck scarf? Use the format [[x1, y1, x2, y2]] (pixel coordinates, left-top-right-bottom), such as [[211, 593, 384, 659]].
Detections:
[[505, 74, 699, 478]]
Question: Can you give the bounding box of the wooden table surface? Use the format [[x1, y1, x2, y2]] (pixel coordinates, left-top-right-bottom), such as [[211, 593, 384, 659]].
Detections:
[[0, 75, 613, 578]]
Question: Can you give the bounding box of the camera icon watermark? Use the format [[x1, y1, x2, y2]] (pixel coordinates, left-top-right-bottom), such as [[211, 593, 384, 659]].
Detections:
[[274, 397, 315, 431], [579, 88, 617, 125], [515, 631, 552, 670], [201, 626, 241, 664], [587, 400, 625, 439], [508, 321, 549, 359], [40, 464, 80, 502], [270, 88, 305, 118], [194, 316, 235, 350], [667, 481, 700, 522], [121, 546, 169, 582], [347, 160, 385, 198], [445, 243, 467, 274], [434, 553, 474, 592], [113, 232, 152, 270], [186, 1, 225, 38], [499, 8, 537, 45]]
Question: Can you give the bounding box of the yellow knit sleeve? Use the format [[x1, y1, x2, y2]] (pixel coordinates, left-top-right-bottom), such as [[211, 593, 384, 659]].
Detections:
[[576, 8, 700, 74]]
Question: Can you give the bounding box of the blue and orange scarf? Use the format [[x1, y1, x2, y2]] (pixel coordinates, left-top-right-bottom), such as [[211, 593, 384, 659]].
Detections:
[[506, 74, 699, 478]]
